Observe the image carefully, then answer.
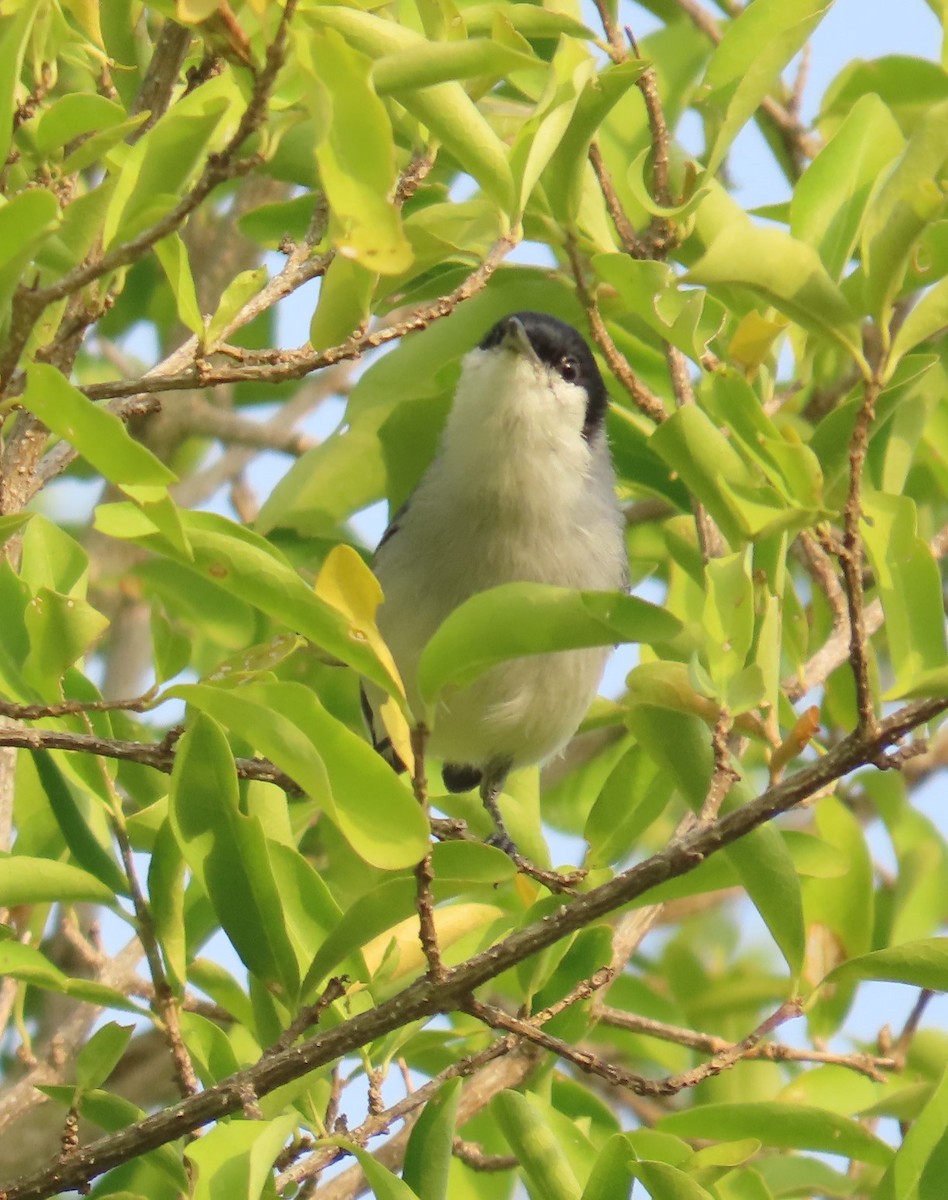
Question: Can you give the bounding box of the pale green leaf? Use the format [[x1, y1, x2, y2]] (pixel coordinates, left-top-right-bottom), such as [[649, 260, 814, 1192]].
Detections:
[[685, 219, 861, 354], [819, 937, 948, 992], [170, 681, 427, 870], [169, 714, 301, 995], [0, 855, 115, 906], [701, 0, 833, 174], [791, 93, 904, 280], [659, 1103, 892, 1166], [22, 365, 177, 490], [417, 583, 681, 705], [296, 29, 413, 274], [402, 1078, 462, 1200], [154, 234, 204, 337]]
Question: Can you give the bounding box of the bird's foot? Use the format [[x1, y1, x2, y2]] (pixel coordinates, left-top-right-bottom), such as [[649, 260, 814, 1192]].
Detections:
[[487, 831, 586, 893]]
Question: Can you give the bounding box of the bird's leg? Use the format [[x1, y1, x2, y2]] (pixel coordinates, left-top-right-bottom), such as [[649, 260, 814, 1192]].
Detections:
[[480, 760, 516, 855], [480, 760, 586, 895]]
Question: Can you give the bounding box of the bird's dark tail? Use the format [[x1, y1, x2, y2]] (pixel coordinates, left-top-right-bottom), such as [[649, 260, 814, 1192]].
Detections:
[[442, 763, 483, 793]]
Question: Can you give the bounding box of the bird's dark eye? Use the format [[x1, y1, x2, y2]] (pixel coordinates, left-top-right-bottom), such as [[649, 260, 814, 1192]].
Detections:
[[559, 355, 580, 383]]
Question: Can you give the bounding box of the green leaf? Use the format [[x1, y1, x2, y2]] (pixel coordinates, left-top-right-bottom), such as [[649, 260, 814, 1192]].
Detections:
[[302, 842, 510, 993], [585, 744, 674, 867], [802, 797, 874, 1033], [0, 2, 39, 167], [154, 234, 204, 337], [169, 714, 300, 996], [102, 78, 232, 247], [61, 111, 149, 173], [546, 61, 646, 224], [631, 1161, 716, 1200], [494, 1091, 583, 1200], [130, 511, 403, 700], [791, 93, 904, 281], [707, 373, 823, 509], [34, 93, 127, 155], [659, 1103, 892, 1166], [296, 29, 413, 274], [149, 820, 188, 988], [703, 550, 754, 691], [649, 406, 798, 545], [861, 491, 948, 693], [307, 7, 515, 212], [508, 36, 596, 215], [0, 189, 61, 324], [0, 513, 30, 545], [889, 275, 948, 369], [373, 37, 537, 92], [595, 256, 724, 365], [309, 255, 376, 351], [859, 98, 948, 321], [627, 707, 804, 977], [875, 1062, 948, 1200], [31, 750, 128, 895], [265, 841, 345, 978], [0, 854, 116, 907], [23, 588, 110, 692], [402, 1078, 462, 1200], [820, 55, 948, 139], [205, 267, 268, 348], [700, 0, 833, 175], [185, 1114, 301, 1200], [0, 943, 146, 1013], [685, 219, 861, 353], [329, 1142, 421, 1200], [171, 681, 427, 870], [465, 4, 594, 41], [21, 365, 177, 491], [417, 584, 681, 705], [819, 937, 948, 992], [237, 194, 316, 249], [75, 1022, 134, 1091], [581, 1134, 636, 1200]]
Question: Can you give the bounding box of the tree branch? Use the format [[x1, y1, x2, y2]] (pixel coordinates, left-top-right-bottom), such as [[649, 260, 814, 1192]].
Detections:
[[1, 695, 943, 1200]]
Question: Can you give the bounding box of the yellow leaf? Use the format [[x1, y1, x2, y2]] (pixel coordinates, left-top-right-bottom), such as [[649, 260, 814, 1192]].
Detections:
[[314, 544, 412, 763], [314, 546, 403, 693], [363, 903, 504, 982], [177, 0, 221, 21], [63, 0, 105, 46], [728, 310, 789, 373]]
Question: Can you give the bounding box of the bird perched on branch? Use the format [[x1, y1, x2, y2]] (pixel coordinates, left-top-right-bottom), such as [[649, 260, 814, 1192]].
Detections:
[[362, 311, 628, 850]]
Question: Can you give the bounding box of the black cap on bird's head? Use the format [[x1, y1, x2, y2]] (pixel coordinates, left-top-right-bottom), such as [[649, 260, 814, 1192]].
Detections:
[[479, 311, 608, 441]]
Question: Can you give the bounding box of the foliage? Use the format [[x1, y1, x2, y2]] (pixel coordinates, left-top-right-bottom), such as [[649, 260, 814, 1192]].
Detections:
[[0, 1, 946, 1198]]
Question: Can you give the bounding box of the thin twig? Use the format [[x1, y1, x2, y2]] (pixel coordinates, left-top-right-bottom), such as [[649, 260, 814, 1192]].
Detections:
[[588, 143, 648, 258], [565, 236, 667, 424], [624, 26, 672, 211], [839, 374, 884, 737], [0, 689, 159, 721], [276, 1038, 526, 1190], [598, 1006, 896, 1083], [410, 725, 445, 982], [98, 754, 199, 1100], [466, 996, 805, 1097], [702, 708, 739, 821]]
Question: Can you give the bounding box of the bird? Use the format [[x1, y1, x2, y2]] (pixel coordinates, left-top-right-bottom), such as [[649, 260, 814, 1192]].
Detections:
[[361, 311, 628, 851]]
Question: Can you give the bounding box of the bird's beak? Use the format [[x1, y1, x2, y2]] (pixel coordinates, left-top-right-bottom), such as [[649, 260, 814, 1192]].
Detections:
[[500, 316, 541, 364]]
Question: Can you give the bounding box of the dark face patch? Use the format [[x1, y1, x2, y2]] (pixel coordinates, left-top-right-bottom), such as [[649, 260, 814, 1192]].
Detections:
[[479, 311, 608, 440]]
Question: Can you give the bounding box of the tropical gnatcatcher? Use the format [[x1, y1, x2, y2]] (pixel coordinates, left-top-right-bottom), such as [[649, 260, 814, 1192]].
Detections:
[[363, 311, 628, 850]]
